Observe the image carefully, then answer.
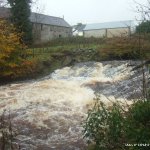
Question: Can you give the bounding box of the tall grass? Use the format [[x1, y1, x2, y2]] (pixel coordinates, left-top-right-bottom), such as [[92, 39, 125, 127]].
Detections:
[[28, 36, 150, 61]]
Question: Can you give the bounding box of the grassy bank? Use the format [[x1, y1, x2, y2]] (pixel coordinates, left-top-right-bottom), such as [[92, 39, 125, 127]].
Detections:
[[28, 36, 150, 61], [0, 36, 149, 83]]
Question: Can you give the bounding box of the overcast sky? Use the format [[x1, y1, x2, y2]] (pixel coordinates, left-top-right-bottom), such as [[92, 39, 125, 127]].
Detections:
[[32, 0, 147, 25]]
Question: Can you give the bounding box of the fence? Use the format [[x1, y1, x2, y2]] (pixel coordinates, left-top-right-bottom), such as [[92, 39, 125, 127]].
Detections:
[[26, 43, 99, 58]]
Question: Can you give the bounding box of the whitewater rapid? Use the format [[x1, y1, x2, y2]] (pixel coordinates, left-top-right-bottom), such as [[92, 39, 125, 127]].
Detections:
[[0, 61, 145, 149]]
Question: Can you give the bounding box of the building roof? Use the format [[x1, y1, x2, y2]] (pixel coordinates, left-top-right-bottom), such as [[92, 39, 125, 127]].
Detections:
[[30, 13, 71, 27], [0, 7, 71, 28], [84, 20, 134, 31]]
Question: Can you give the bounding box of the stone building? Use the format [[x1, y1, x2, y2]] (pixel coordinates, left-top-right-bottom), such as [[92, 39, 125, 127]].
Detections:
[[83, 20, 134, 38], [0, 7, 72, 44], [30, 13, 72, 44]]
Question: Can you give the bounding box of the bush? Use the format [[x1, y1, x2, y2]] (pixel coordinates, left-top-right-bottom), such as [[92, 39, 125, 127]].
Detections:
[[125, 101, 150, 148], [0, 19, 38, 81], [136, 21, 150, 34], [83, 97, 150, 150]]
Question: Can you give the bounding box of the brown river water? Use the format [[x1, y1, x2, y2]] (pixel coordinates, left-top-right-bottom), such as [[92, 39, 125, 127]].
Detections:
[[0, 61, 147, 150]]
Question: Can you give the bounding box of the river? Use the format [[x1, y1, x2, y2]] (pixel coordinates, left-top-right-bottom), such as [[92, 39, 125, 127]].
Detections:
[[0, 61, 146, 150]]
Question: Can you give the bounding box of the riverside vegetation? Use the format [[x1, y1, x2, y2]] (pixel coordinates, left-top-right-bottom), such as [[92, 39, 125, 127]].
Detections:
[[1, 34, 150, 83], [83, 96, 150, 150]]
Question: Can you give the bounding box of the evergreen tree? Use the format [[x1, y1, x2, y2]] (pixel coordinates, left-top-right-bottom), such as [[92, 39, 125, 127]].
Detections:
[[7, 0, 32, 45], [136, 21, 150, 34]]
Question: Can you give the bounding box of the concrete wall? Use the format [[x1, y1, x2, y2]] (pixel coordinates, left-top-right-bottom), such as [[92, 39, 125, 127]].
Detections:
[[83, 29, 106, 38], [84, 27, 130, 38], [32, 23, 72, 44], [107, 27, 130, 38]]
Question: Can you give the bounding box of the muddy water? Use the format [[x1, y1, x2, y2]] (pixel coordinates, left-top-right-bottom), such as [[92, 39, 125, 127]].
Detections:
[[0, 61, 144, 150]]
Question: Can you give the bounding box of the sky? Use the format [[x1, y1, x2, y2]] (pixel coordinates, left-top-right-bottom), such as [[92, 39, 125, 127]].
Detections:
[[32, 0, 148, 25]]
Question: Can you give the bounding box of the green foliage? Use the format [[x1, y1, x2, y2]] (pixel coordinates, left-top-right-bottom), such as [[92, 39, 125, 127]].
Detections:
[[8, 0, 32, 45], [83, 97, 150, 150], [17, 35, 149, 81], [125, 101, 150, 147], [84, 98, 108, 149], [136, 21, 150, 34], [31, 36, 150, 62], [83, 97, 124, 150]]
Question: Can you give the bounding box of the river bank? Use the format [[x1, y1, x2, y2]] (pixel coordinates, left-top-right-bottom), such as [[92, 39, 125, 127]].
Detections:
[[1, 46, 149, 85]]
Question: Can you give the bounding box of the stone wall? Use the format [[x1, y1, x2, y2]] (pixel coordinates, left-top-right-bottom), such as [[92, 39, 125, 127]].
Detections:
[[83, 29, 106, 38], [107, 27, 130, 38], [32, 23, 72, 44]]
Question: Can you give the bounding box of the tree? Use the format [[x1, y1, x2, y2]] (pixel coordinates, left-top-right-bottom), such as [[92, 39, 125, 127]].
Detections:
[[0, 19, 37, 80], [136, 21, 150, 33], [135, 0, 150, 33], [0, 19, 24, 78], [7, 0, 33, 45]]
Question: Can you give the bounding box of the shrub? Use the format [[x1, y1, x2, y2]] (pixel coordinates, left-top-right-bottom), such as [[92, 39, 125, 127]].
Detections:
[[0, 19, 38, 80], [83, 97, 125, 150], [136, 21, 150, 34], [125, 101, 150, 148], [83, 97, 150, 150]]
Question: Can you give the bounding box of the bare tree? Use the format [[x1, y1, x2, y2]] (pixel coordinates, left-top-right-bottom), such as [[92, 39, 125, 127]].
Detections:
[[31, 0, 45, 14], [134, 0, 150, 21]]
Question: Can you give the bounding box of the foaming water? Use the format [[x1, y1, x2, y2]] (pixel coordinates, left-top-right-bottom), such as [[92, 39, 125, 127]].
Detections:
[[51, 61, 132, 82], [0, 61, 143, 149]]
